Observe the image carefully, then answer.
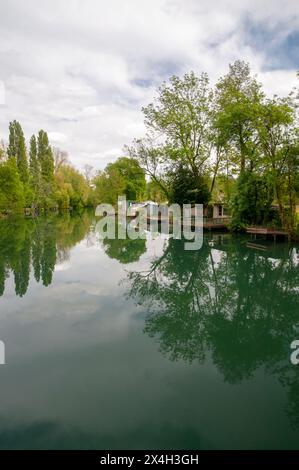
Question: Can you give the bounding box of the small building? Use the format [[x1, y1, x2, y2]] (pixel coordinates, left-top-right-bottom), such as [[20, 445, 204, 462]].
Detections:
[[204, 203, 230, 219], [212, 203, 230, 219]]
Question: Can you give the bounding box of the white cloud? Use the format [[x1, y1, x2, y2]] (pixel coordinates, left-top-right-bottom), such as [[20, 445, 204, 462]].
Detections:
[[0, 0, 298, 170], [48, 132, 68, 144]]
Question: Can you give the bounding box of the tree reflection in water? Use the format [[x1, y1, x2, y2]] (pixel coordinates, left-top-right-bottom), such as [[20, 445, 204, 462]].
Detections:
[[125, 234, 299, 427], [0, 211, 93, 297]]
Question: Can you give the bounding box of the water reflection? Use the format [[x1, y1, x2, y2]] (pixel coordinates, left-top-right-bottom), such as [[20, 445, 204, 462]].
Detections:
[[0, 211, 93, 297], [124, 234, 299, 427], [1, 213, 299, 440], [102, 225, 146, 264]]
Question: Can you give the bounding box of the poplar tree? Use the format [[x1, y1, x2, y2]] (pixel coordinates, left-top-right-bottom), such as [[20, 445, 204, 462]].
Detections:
[[7, 120, 28, 184], [29, 134, 39, 179], [37, 129, 54, 185]]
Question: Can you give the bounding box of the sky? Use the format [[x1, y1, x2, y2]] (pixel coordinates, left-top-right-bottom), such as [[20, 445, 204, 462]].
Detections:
[[0, 0, 298, 171]]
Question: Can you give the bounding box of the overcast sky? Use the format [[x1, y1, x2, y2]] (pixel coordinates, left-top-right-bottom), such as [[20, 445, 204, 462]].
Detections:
[[0, 0, 298, 171]]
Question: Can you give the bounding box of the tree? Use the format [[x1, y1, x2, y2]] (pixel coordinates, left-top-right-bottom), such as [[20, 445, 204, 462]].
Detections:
[[1, 121, 96, 213], [37, 130, 54, 184], [53, 147, 69, 172], [7, 120, 29, 184], [55, 164, 91, 209], [29, 134, 41, 205], [0, 139, 5, 160], [169, 164, 210, 205], [256, 97, 298, 233], [93, 157, 146, 205], [83, 164, 94, 183], [29, 134, 39, 178], [94, 168, 126, 206], [36, 130, 55, 207], [106, 157, 146, 201], [0, 159, 25, 213], [230, 171, 274, 229], [215, 60, 264, 175], [145, 179, 167, 203], [128, 72, 214, 200], [127, 136, 171, 199], [144, 72, 213, 176]]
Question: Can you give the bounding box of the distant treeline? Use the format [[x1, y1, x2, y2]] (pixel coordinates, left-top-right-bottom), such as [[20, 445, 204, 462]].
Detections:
[[0, 121, 95, 213], [0, 121, 150, 215]]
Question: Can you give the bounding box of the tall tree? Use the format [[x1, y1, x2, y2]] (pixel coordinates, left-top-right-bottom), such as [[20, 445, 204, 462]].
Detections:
[[29, 134, 39, 178], [7, 120, 28, 184], [256, 97, 298, 233], [215, 60, 264, 174], [37, 130, 54, 184], [128, 72, 214, 201], [0, 139, 5, 160]]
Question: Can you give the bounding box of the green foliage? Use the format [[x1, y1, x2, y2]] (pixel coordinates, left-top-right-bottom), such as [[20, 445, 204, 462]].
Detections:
[[29, 135, 39, 180], [55, 165, 90, 209], [230, 171, 274, 229], [145, 179, 167, 203], [256, 97, 298, 233], [0, 60, 298, 235], [0, 159, 25, 213], [0, 140, 6, 160], [1, 122, 96, 214], [7, 120, 29, 184], [128, 60, 298, 236], [93, 157, 146, 205], [103, 235, 146, 264], [106, 157, 146, 201], [169, 165, 210, 205], [38, 130, 54, 183], [128, 72, 214, 199], [0, 211, 93, 297], [215, 60, 264, 173]]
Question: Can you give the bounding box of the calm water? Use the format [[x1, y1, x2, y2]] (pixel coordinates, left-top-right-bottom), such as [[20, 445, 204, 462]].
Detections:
[[0, 211, 299, 450]]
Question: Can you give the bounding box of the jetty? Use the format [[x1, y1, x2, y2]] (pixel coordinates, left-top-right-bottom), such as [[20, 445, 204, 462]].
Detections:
[[246, 226, 288, 241], [146, 215, 230, 231]]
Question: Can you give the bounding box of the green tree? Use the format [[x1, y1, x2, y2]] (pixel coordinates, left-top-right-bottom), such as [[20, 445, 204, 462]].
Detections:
[[29, 134, 41, 205], [230, 171, 274, 229], [256, 97, 298, 233], [0, 139, 5, 160], [0, 159, 25, 213], [106, 157, 146, 201], [93, 157, 146, 205], [127, 136, 171, 199], [7, 120, 29, 184], [55, 164, 90, 209], [38, 130, 54, 184], [94, 168, 126, 206], [215, 60, 264, 174], [145, 179, 167, 203], [37, 130, 55, 207], [128, 72, 214, 199], [29, 134, 39, 179], [169, 164, 210, 205]]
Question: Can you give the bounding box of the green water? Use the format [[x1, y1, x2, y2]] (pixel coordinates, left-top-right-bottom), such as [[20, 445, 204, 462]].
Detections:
[[0, 211, 299, 450]]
